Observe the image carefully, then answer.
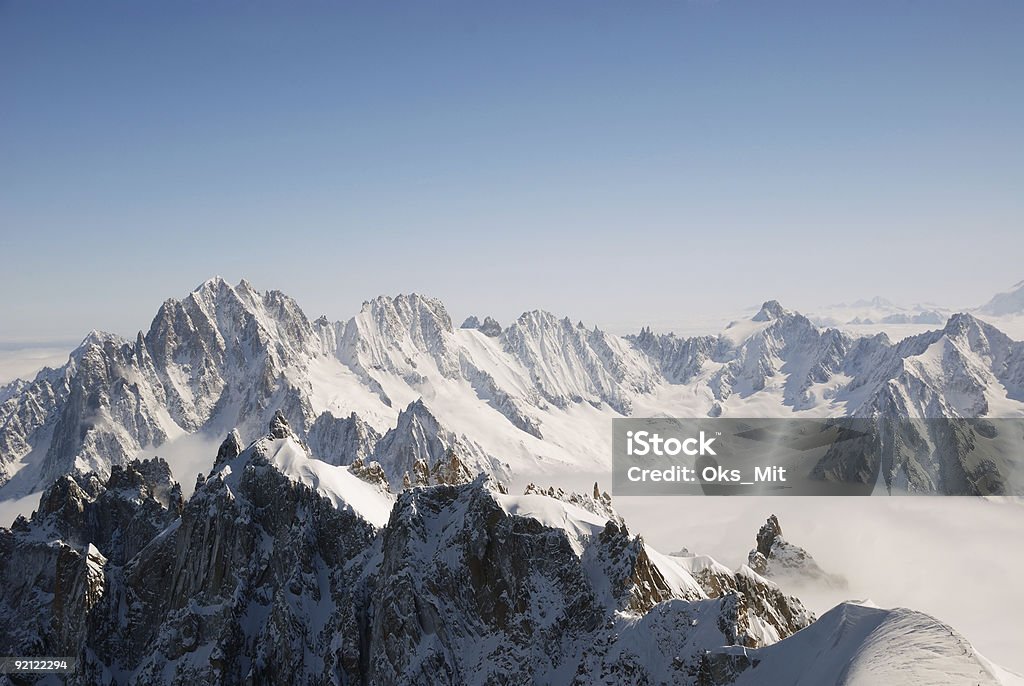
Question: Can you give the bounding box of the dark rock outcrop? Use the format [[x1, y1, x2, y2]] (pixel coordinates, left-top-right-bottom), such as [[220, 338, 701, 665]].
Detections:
[[747, 515, 847, 589]]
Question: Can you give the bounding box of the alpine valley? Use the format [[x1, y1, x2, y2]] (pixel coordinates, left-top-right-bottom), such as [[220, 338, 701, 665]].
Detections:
[[1, 278, 1022, 685]]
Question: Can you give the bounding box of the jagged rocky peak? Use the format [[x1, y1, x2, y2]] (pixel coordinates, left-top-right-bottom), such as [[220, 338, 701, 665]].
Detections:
[[634, 324, 656, 344], [307, 410, 381, 466], [364, 476, 801, 682], [20, 457, 183, 566], [213, 429, 243, 469], [849, 309, 1024, 430], [2, 450, 1009, 683], [0, 276, 337, 497], [155, 277, 320, 363], [139, 277, 323, 440], [268, 409, 293, 439], [76, 329, 128, 353], [33, 472, 105, 524], [339, 292, 461, 381], [107, 457, 181, 510], [747, 514, 847, 589], [628, 326, 727, 386], [941, 310, 1010, 347], [754, 514, 784, 560], [500, 308, 658, 414], [479, 316, 502, 336], [752, 299, 789, 322], [347, 457, 390, 492], [373, 398, 502, 489], [461, 314, 502, 336], [360, 292, 454, 333], [594, 518, 682, 613], [400, 447, 483, 490]]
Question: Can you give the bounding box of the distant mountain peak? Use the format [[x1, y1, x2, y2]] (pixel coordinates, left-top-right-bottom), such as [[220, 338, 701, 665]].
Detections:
[[752, 300, 787, 321], [214, 429, 243, 469], [269, 410, 293, 440], [747, 514, 847, 588], [979, 279, 1024, 315], [941, 311, 1007, 343], [194, 275, 229, 290]]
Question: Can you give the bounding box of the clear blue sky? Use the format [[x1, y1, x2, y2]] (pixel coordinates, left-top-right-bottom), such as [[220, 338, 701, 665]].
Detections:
[[1, 1, 1022, 341]]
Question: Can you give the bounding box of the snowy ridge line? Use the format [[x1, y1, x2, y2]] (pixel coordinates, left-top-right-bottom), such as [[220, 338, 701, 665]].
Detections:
[[2, 277, 1024, 505]]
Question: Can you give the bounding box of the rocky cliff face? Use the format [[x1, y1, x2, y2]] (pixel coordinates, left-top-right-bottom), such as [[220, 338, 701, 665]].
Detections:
[[371, 399, 508, 489], [0, 458, 184, 675], [1, 417, 382, 685], [306, 410, 381, 466]]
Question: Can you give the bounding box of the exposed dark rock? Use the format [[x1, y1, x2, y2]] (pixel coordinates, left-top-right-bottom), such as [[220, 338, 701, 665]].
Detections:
[[747, 514, 847, 589]]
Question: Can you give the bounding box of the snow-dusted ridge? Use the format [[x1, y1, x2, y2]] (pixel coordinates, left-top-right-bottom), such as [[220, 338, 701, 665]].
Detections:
[[725, 602, 1024, 686], [210, 414, 395, 529]]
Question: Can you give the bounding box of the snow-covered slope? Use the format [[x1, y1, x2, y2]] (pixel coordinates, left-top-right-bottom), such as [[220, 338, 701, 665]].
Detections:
[[212, 412, 395, 528], [724, 602, 1023, 686]]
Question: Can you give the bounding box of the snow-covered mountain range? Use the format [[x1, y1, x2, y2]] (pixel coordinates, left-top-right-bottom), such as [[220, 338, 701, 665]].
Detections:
[[3, 277, 1024, 501], [2, 278, 1023, 683], [810, 296, 951, 327], [2, 414, 1018, 685]]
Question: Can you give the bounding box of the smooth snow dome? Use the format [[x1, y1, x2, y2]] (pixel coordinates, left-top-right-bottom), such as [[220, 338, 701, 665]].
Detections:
[[729, 603, 1024, 686]]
